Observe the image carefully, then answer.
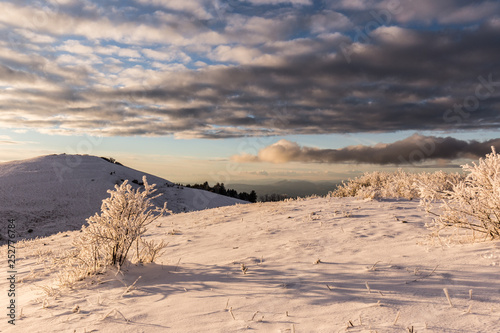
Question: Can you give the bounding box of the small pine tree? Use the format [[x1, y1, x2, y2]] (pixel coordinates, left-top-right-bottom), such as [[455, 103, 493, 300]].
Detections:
[[249, 190, 257, 203]]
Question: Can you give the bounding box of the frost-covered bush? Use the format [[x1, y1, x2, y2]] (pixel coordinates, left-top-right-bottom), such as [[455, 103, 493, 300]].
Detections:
[[422, 147, 500, 240], [59, 176, 171, 286], [331, 169, 462, 200]]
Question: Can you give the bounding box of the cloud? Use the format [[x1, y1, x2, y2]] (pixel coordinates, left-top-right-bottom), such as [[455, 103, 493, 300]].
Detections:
[[310, 11, 353, 34], [231, 134, 500, 165], [245, 0, 312, 5], [0, 134, 18, 144], [330, 0, 500, 25], [57, 40, 94, 54], [0, 135, 38, 145], [0, 65, 34, 83], [0, 0, 499, 139], [210, 45, 265, 64]]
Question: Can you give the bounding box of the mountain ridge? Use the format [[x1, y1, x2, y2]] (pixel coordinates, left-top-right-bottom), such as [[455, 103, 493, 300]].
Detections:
[[0, 154, 246, 242]]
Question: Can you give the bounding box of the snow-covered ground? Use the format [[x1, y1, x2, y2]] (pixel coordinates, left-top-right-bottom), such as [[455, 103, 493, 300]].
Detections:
[[2, 195, 500, 332], [0, 154, 246, 242]]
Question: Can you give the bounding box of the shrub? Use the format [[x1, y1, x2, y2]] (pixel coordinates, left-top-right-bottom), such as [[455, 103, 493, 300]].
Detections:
[[331, 169, 462, 200], [59, 176, 171, 286], [422, 147, 500, 240]]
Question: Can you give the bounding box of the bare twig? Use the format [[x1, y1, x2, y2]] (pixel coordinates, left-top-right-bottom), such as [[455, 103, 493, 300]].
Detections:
[[393, 311, 401, 325], [229, 307, 236, 320], [443, 288, 453, 307], [368, 261, 382, 271], [102, 309, 129, 322], [122, 276, 142, 296], [174, 258, 182, 271], [251, 311, 259, 321], [406, 265, 439, 284]]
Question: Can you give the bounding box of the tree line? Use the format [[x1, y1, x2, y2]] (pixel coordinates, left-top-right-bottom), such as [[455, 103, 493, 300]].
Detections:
[[183, 182, 258, 203]]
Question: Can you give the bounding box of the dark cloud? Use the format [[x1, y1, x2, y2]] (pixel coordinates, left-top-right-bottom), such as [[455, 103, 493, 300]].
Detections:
[[0, 65, 34, 82], [0, 1, 499, 138], [328, 0, 500, 25], [231, 134, 500, 165]]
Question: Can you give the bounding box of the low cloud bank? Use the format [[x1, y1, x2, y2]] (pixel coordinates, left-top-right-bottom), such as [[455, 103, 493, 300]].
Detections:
[[231, 134, 500, 165]]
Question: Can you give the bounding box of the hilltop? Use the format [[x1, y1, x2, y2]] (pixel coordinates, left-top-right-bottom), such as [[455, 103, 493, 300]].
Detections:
[[0, 154, 246, 242]]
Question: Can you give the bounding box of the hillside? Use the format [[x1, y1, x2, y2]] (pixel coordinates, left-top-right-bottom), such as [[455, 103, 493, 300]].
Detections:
[[1, 196, 500, 332], [0, 154, 246, 242]]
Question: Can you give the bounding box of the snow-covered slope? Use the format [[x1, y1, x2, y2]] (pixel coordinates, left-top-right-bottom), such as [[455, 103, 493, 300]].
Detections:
[[2, 197, 500, 332], [0, 154, 246, 241]]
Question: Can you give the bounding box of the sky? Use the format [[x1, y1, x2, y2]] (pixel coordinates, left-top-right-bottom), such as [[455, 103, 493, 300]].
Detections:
[[0, 0, 499, 186]]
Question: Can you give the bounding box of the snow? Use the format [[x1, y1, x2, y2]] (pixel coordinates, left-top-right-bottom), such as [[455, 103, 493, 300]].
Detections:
[[0, 154, 246, 242], [2, 192, 500, 332]]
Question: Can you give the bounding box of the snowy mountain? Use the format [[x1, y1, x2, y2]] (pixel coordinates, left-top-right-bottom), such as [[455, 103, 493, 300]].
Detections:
[[0, 154, 246, 242]]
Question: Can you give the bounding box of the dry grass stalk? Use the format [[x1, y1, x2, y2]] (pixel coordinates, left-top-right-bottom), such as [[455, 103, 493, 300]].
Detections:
[[122, 276, 142, 296], [174, 258, 182, 271], [365, 281, 371, 293], [102, 308, 129, 322], [406, 264, 439, 284], [443, 288, 453, 307], [393, 311, 401, 325], [229, 307, 236, 320], [369, 261, 381, 271]]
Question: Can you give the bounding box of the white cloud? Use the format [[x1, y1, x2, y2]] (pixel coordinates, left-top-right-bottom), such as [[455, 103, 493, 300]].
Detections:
[[0, 3, 188, 45], [245, 0, 312, 5], [210, 45, 262, 64], [151, 62, 187, 71], [310, 11, 353, 34], [58, 40, 94, 54], [370, 26, 422, 46], [134, 0, 215, 19], [14, 29, 57, 44], [117, 48, 141, 58], [194, 61, 207, 67], [225, 14, 298, 44], [142, 48, 191, 63]]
